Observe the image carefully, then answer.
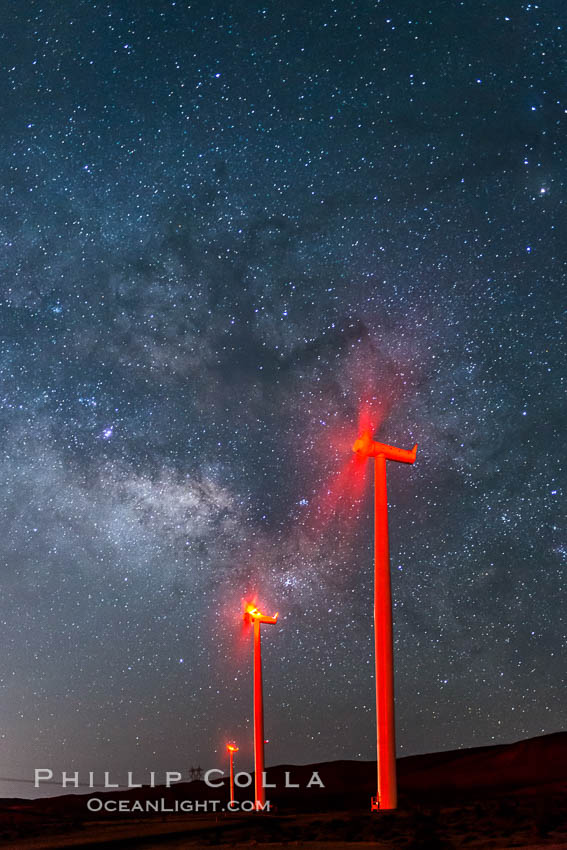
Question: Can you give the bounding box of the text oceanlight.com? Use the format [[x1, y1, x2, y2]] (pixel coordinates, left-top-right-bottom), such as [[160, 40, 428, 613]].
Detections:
[[86, 799, 270, 813]]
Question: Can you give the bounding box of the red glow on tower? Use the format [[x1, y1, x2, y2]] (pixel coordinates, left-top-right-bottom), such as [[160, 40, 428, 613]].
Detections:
[[303, 397, 392, 536], [243, 602, 278, 810], [309, 453, 368, 530], [353, 431, 418, 812]]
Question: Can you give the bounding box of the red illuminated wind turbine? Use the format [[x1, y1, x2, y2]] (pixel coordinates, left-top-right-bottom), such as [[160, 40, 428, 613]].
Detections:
[[226, 743, 239, 805], [243, 603, 278, 810], [353, 428, 418, 811]]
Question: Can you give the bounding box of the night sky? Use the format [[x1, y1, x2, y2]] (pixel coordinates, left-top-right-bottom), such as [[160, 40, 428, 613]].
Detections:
[[1, 0, 565, 798]]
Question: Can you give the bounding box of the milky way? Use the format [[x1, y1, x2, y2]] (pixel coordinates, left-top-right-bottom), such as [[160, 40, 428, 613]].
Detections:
[[0, 0, 565, 796]]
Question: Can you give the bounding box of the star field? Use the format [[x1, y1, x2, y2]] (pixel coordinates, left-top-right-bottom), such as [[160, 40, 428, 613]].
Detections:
[[0, 0, 565, 796]]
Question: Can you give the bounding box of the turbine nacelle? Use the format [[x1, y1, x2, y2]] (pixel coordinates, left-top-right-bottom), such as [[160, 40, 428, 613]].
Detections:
[[244, 604, 279, 626], [227, 744, 239, 753], [353, 431, 418, 464]]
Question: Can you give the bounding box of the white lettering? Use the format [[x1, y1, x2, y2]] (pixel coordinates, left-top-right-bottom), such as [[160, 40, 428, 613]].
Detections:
[[104, 772, 119, 789], [205, 769, 224, 788], [127, 771, 142, 789], [285, 771, 299, 788], [34, 769, 52, 787], [262, 771, 276, 788], [307, 771, 324, 788], [62, 772, 79, 788]]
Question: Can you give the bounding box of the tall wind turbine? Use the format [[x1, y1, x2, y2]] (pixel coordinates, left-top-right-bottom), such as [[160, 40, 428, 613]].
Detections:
[[353, 429, 418, 811], [243, 603, 278, 810]]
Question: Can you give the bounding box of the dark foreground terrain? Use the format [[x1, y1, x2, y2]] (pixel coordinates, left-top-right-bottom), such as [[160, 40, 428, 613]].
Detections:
[[1, 731, 566, 849]]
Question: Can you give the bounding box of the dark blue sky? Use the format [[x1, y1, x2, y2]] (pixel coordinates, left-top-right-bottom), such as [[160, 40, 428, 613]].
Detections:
[[0, 0, 564, 797]]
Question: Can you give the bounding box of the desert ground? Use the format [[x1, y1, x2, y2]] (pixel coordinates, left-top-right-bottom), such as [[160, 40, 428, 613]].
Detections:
[[2, 731, 566, 849]]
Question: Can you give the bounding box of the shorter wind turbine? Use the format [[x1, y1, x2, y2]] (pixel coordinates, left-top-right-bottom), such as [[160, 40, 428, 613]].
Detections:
[[226, 743, 239, 805], [243, 603, 278, 810]]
